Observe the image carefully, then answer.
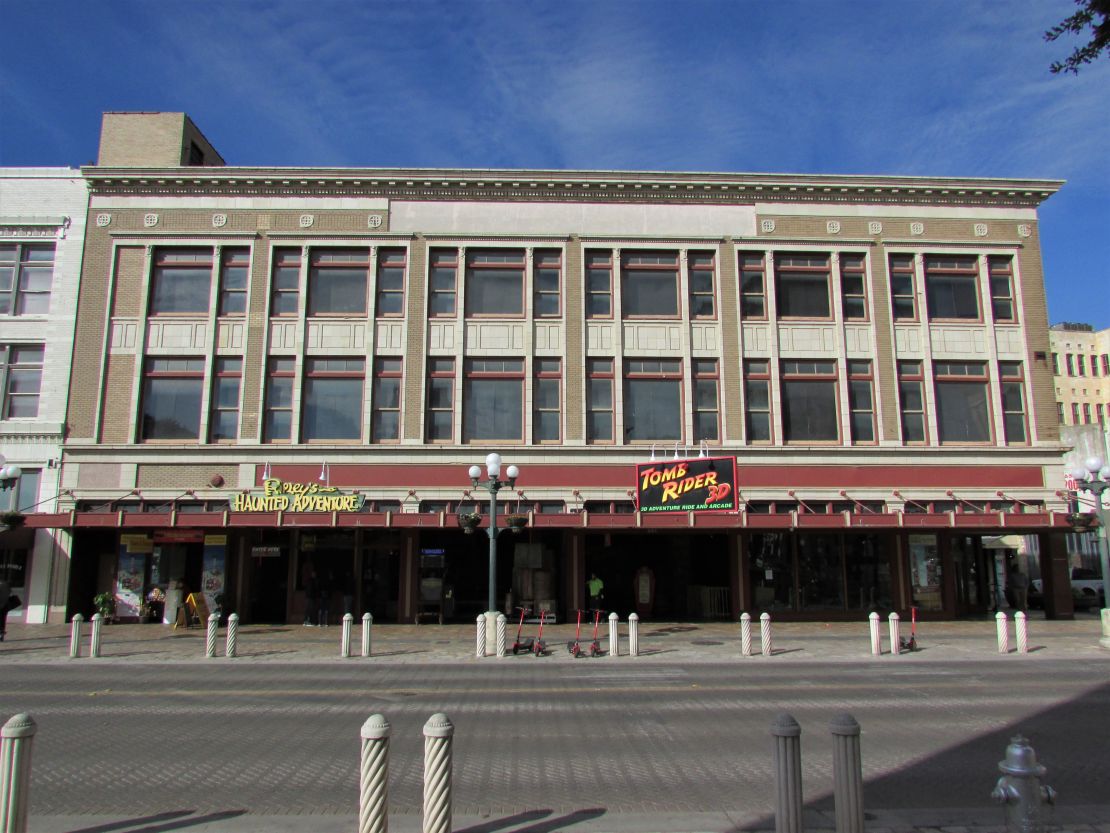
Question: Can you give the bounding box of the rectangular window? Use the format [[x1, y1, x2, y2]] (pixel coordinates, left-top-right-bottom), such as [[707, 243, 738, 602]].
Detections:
[[988, 256, 1015, 322], [209, 357, 242, 442], [848, 360, 875, 443], [466, 249, 525, 316], [429, 249, 458, 317], [739, 252, 767, 319], [263, 357, 296, 442], [781, 360, 839, 442], [150, 248, 212, 315], [624, 359, 682, 441], [1071, 403, 1080, 424], [839, 253, 868, 320], [1082, 403, 1091, 424], [0, 244, 54, 316], [1057, 402, 1065, 424], [688, 252, 716, 319], [889, 254, 917, 320], [744, 360, 771, 443], [898, 361, 926, 443], [1097, 403, 1105, 424], [1077, 354, 1086, 376], [371, 357, 402, 442], [587, 358, 614, 443], [622, 251, 679, 317], [1, 344, 45, 419], [999, 361, 1027, 444], [270, 248, 301, 317], [533, 249, 562, 318], [141, 357, 205, 440], [426, 358, 455, 442], [1066, 354, 1075, 376], [308, 248, 369, 316], [376, 248, 406, 317], [1092, 355, 1099, 377], [586, 251, 613, 318], [463, 358, 524, 442], [533, 358, 562, 442], [303, 358, 365, 441], [693, 359, 719, 442], [1051, 353, 1060, 375], [924, 255, 980, 320], [776, 253, 831, 319], [217, 248, 250, 316], [1102, 354, 1109, 375], [934, 361, 991, 443]]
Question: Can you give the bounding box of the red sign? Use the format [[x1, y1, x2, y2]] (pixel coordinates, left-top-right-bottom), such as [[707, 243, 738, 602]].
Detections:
[[152, 530, 206, 544], [635, 457, 738, 513]]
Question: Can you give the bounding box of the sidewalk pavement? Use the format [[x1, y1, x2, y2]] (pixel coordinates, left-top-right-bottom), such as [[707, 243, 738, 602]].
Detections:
[[2, 610, 1108, 665]]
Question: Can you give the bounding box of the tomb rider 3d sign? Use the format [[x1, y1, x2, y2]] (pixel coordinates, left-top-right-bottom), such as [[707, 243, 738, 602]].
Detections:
[[635, 457, 737, 513], [233, 479, 366, 512]]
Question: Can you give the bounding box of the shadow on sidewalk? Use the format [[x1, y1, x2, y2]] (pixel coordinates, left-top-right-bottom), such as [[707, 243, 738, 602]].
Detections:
[[457, 807, 606, 833], [64, 808, 246, 833]]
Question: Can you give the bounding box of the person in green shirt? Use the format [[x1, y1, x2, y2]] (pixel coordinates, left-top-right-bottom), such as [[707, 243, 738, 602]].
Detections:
[[587, 573, 604, 610]]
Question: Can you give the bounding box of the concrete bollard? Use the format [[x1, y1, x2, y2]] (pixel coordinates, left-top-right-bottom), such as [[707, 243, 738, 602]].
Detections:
[[830, 714, 865, 833], [475, 614, 486, 658], [628, 612, 640, 657], [358, 714, 390, 833], [69, 614, 83, 659], [341, 613, 353, 658], [90, 613, 103, 659], [495, 613, 507, 658], [206, 613, 219, 658], [608, 611, 619, 657], [771, 713, 803, 833], [1015, 611, 1029, 655], [991, 734, 1056, 831], [741, 612, 753, 657], [362, 613, 373, 658], [226, 613, 239, 658], [889, 612, 901, 656], [996, 611, 1009, 654], [760, 612, 773, 657], [869, 612, 881, 656], [0, 713, 37, 833], [422, 713, 453, 833]]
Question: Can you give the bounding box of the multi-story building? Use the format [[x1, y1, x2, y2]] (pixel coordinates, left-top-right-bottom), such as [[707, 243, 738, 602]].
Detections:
[[32, 111, 1084, 626], [0, 167, 88, 623], [1050, 323, 1110, 429]]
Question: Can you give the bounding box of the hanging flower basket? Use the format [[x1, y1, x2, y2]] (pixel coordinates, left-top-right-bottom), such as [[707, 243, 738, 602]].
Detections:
[[0, 511, 25, 529], [456, 511, 482, 534], [505, 513, 529, 533], [1066, 512, 1099, 533]]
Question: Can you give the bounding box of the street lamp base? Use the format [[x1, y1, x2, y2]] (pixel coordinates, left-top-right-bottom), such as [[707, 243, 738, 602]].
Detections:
[[1101, 609, 1110, 650], [484, 610, 500, 655]]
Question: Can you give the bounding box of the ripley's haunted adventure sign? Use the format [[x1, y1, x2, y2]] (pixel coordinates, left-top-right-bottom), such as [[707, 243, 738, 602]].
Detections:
[[635, 457, 737, 513]]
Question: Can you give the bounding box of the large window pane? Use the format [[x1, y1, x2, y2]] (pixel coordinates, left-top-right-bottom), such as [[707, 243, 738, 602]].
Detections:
[[777, 274, 830, 317], [466, 269, 523, 315], [622, 271, 677, 316], [797, 534, 844, 610], [309, 267, 367, 315], [749, 533, 793, 611], [464, 379, 522, 440], [151, 266, 211, 314], [782, 380, 838, 441], [303, 377, 363, 440], [624, 379, 681, 440], [926, 276, 979, 319], [142, 378, 202, 439], [844, 535, 891, 610], [936, 381, 990, 442]]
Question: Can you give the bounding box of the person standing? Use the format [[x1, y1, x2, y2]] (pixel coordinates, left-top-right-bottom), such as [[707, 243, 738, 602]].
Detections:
[[1008, 564, 1029, 613], [587, 572, 604, 610]]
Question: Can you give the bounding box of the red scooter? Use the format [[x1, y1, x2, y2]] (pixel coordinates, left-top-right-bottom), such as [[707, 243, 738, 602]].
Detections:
[[532, 609, 549, 656], [567, 608, 588, 657], [588, 608, 605, 657], [511, 606, 534, 655]]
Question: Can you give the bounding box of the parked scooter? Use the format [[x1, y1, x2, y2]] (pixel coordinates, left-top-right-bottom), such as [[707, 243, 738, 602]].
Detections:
[[511, 606, 534, 655], [532, 609, 550, 656], [900, 606, 919, 651], [588, 607, 605, 657], [567, 608, 587, 657]]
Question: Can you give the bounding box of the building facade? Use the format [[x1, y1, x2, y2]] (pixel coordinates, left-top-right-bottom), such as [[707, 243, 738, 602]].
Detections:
[[1051, 323, 1110, 429], [31, 112, 1084, 626], [0, 167, 88, 623]]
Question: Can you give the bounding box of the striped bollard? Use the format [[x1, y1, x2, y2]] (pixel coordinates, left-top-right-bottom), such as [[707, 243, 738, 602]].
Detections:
[[771, 713, 803, 833], [628, 612, 640, 657], [495, 614, 507, 657], [362, 613, 372, 658], [740, 612, 753, 657], [869, 612, 881, 656], [475, 614, 486, 658], [760, 612, 772, 657], [90, 613, 103, 659], [888, 612, 901, 656], [226, 613, 239, 658], [996, 611, 1009, 654], [1015, 611, 1028, 654], [358, 714, 390, 833], [422, 713, 453, 833], [830, 714, 865, 833], [205, 613, 218, 658], [608, 611, 619, 657], [0, 713, 37, 833], [69, 614, 83, 659], [341, 613, 353, 658]]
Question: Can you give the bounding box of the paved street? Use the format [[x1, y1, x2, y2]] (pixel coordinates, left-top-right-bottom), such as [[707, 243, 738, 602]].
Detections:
[[2, 617, 1109, 832]]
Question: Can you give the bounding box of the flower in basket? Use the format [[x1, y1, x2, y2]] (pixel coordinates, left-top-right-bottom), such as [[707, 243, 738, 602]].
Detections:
[[506, 513, 529, 532], [147, 587, 166, 604], [0, 511, 25, 529], [456, 511, 482, 533]]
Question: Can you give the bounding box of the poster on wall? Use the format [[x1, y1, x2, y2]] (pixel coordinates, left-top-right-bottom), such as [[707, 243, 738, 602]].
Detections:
[[201, 535, 227, 615], [115, 552, 146, 618], [634, 456, 738, 513]]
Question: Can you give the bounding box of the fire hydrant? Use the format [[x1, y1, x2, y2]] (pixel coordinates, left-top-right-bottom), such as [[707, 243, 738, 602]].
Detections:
[[991, 735, 1056, 832]]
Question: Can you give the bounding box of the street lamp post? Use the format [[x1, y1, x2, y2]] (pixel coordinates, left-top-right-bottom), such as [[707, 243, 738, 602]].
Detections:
[[0, 454, 23, 492], [469, 453, 519, 633], [1069, 455, 1110, 649]]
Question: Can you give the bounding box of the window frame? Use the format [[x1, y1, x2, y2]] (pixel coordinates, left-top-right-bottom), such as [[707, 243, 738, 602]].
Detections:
[[425, 357, 455, 442], [533, 357, 562, 443], [839, 253, 869, 321], [533, 249, 562, 319], [585, 250, 613, 319], [693, 358, 720, 443], [263, 357, 297, 443], [620, 250, 680, 319], [307, 248, 370, 317], [743, 359, 772, 444], [738, 252, 768, 320], [933, 360, 993, 445], [586, 358, 615, 444], [375, 248, 406, 318], [208, 356, 242, 443], [149, 247, 213, 316], [301, 357, 366, 443], [270, 248, 302, 318], [139, 356, 205, 442], [889, 253, 918, 321], [465, 249, 526, 318], [688, 251, 717, 320], [429, 248, 458, 318], [780, 359, 841, 444], [898, 360, 927, 444], [0, 243, 55, 317], [216, 247, 250, 317], [847, 359, 876, 444], [775, 252, 832, 320], [999, 361, 1028, 444], [1, 344, 45, 420], [370, 357, 402, 443], [462, 358, 525, 443], [623, 358, 684, 443], [988, 256, 1016, 323], [923, 254, 981, 322]]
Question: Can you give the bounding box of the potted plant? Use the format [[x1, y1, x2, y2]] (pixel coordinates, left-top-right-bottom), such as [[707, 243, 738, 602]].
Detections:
[[505, 513, 529, 532], [456, 511, 482, 534], [0, 511, 25, 530], [1066, 512, 1099, 532], [93, 591, 116, 623]]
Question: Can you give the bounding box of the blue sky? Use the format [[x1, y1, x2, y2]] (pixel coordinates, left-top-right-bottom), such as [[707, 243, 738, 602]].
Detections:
[[2, 0, 1107, 327]]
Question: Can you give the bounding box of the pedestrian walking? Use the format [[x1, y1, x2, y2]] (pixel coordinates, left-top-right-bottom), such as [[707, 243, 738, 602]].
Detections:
[[587, 572, 604, 610], [1008, 563, 1029, 613]]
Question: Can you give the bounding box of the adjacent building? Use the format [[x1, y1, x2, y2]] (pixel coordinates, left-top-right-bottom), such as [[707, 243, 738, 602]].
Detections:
[[1051, 322, 1110, 428], [25, 112, 1085, 625]]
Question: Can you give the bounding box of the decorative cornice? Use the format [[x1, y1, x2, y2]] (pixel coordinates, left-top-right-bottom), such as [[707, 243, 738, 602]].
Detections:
[[80, 167, 1063, 209]]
